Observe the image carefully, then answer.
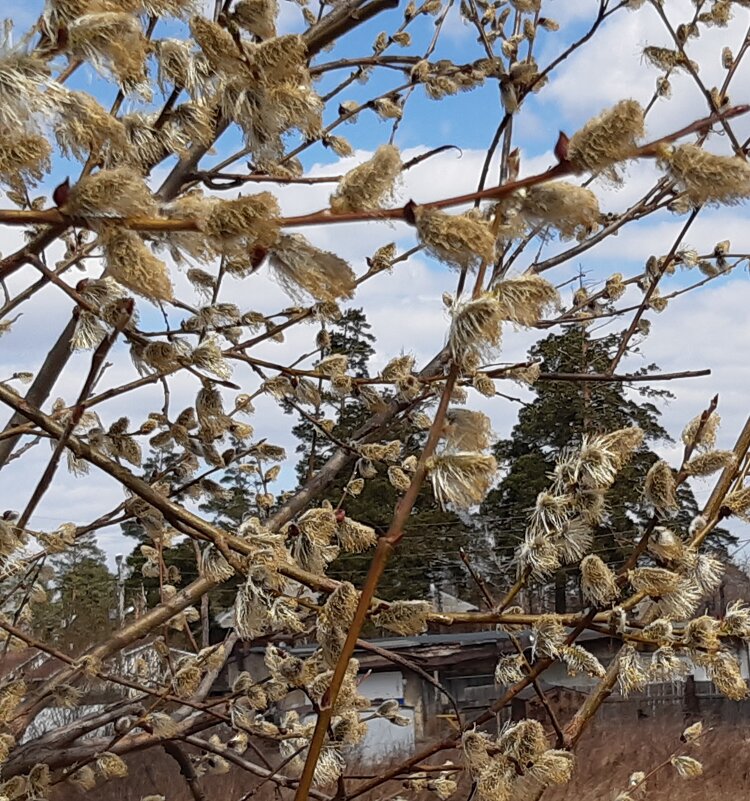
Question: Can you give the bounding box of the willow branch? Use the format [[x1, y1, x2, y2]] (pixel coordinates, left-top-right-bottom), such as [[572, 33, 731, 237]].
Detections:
[[2, 104, 746, 237]]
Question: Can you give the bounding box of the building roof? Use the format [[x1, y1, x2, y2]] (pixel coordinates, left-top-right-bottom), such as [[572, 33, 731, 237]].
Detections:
[[430, 587, 479, 613], [239, 627, 605, 657]]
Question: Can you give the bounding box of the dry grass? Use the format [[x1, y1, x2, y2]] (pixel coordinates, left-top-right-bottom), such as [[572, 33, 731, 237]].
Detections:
[[545, 712, 750, 800], [49, 713, 750, 801]]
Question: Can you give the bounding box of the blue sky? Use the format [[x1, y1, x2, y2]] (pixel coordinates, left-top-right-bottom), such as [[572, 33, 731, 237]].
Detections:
[[4, 0, 750, 567]]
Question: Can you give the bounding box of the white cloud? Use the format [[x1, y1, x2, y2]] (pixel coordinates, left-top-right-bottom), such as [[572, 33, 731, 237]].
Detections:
[[5, 2, 750, 570], [543, 0, 750, 141]]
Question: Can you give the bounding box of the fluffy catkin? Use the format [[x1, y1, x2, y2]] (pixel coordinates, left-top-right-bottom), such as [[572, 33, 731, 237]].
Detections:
[[232, 0, 278, 39], [55, 90, 130, 162], [67, 12, 149, 89], [412, 206, 495, 269], [659, 143, 750, 205], [426, 452, 497, 509], [268, 234, 356, 301], [520, 182, 600, 239], [567, 99, 645, 174], [371, 600, 431, 634], [201, 192, 280, 246], [492, 274, 559, 326], [580, 554, 619, 605], [682, 410, 720, 450], [644, 459, 678, 513], [329, 145, 401, 212], [100, 228, 174, 301], [0, 127, 51, 189], [449, 294, 503, 367], [684, 450, 737, 476], [65, 167, 157, 219]]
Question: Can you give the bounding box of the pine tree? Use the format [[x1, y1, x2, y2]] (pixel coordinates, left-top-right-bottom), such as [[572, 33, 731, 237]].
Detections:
[[290, 308, 376, 483], [283, 309, 473, 600], [478, 326, 732, 612], [33, 534, 116, 652]]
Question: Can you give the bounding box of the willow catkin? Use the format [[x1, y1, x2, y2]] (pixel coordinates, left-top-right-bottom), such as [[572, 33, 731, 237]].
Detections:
[[705, 651, 748, 700], [529, 750, 575, 786], [492, 274, 560, 326], [268, 234, 356, 301], [647, 527, 685, 561], [68, 765, 97, 791], [499, 719, 549, 763], [520, 182, 600, 239], [427, 452, 497, 509], [65, 167, 156, 219], [721, 600, 750, 638], [100, 228, 174, 302], [412, 206, 496, 269], [475, 760, 513, 801], [659, 143, 750, 205], [684, 450, 736, 476], [96, 752, 128, 780], [141, 0, 199, 18], [618, 644, 648, 696], [449, 294, 503, 367], [671, 756, 703, 780], [532, 615, 566, 658], [371, 600, 431, 634], [319, 581, 358, 633], [580, 554, 619, 605], [0, 127, 51, 189], [628, 566, 681, 596], [494, 653, 525, 686], [690, 552, 725, 594], [644, 459, 677, 513], [329, 145, 401, 212], [67, 12, 149, 88], [0, 733, 15, 765], [649, 645, 686, 682], [443, 409, 492, 451], [200, 545, 235, 581], [201, 192, 280, 246], [0, 680, 26, 723], [643, 46, 697, 73], [723, 486, 750, 520], [231, 0, 278, 39], [567, 99, 644, 174], [336, 518, 377, 553], [190, 15, 244, 72], [560, 644, 606, 678]]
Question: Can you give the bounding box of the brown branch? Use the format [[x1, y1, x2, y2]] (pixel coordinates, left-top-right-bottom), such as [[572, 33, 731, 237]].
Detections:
[[562, 645, 623, 747], [608, 208, 700, 373], [0, 315, 76, 469], [17, 298, 134, 530], [2, 104, 746, 237], [10, 575, 217, 739], [6, 711, 217, 778], [163, 741, 209, 801], [519, 368, 711, 383], [180, 735, 330, 800], [292, 364, 459, 801]]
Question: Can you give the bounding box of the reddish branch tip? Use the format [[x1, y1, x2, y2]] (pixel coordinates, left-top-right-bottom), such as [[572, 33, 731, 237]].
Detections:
[[554, 131, 570, 163], [52, 178, 71, 209], [403, 199, 417, 226], [250, 246, 268, 271]]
